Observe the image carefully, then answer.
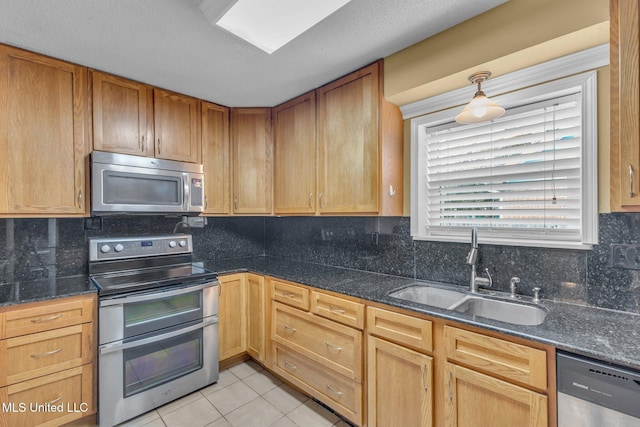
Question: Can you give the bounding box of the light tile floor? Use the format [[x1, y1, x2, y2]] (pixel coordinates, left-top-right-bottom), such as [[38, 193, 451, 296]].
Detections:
[[107, 361, 353, 427]]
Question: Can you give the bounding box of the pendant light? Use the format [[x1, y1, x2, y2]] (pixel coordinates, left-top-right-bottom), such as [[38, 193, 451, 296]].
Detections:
[[455, 71, 505, 124]]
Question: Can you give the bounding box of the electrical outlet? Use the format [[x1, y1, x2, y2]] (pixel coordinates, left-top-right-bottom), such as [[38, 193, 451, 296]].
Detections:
[[187, 217, 207, 228], [611, 244, 640, 270], [321, 228, 356, 241]]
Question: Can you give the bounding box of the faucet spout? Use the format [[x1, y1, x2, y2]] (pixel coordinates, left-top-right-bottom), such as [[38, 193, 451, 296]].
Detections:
[[467, 228, 492, 292], [466, 228, 478, 265]]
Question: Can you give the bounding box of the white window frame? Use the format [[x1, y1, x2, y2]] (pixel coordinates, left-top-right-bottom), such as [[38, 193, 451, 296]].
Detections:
[[409, 53, 603, 249]]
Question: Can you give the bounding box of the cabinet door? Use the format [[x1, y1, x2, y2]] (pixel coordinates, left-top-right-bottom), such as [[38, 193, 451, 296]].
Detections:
[[231, 108, 272, 214], [444, 362, 548, 427], [0, 364, 93, 427], [0, 46, 88, 215], [611, 0, 640, 210], [273, 91, 317, 214], [91, 71, 153, 156], [367, 336, 432, 427], [202, 101, 230, 214], [317, 63, 379, 214], [218, 274, 247, 361], [246, 273, 265, 362], [154, 88, 201, 163]]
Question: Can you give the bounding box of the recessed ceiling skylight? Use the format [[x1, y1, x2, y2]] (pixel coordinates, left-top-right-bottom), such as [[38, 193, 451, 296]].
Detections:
[[215, 0, 352, 54]]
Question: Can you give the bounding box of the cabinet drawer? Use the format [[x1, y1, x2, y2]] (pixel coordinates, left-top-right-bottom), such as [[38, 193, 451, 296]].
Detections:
[[274, 343, 362, 426], [0, 364, 94, 427], [1, 296, 95, 339], [1, 324, 93, 386], [311, 291, 364, 329], [444, 326, 547, 390], [271, 280, 309, 311], [366, 307, 432, 353], [273, 302, 362, 382]]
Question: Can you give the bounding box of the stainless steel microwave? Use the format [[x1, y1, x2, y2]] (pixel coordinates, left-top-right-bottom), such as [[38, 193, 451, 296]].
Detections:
[[91, 151, 204, 215]]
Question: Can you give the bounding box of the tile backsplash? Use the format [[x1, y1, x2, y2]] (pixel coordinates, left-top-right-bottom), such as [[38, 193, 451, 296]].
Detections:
[[1, 213, 639, 314]]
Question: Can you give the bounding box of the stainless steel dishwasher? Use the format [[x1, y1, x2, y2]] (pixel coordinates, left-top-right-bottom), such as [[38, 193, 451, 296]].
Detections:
[[557, 351, 640, 426]]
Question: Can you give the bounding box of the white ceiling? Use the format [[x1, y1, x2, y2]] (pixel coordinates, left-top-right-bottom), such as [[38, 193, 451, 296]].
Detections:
[[0, 0, 506, 107]]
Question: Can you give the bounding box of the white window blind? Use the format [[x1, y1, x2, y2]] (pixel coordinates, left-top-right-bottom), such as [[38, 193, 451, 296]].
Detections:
[[411, 71, 598, 249], [425, 94, 581, 232]]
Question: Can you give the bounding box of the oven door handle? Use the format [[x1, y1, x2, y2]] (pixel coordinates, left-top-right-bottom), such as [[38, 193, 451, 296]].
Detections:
[[100, 280, 218, 307], [99, 316, 218, 355]]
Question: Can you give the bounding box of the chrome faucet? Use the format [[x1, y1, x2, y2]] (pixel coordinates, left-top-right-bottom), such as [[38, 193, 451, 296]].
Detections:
[[467, 228, 492, 293]]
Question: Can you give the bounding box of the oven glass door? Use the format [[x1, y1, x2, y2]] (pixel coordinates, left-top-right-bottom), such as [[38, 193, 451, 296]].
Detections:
[[124, 290, 202, 337], [124, 326, 203, 397], [122, 286, 206, 338]]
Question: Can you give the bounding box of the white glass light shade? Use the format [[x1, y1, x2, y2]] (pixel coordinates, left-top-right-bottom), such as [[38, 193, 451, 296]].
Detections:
[[455, 91, 505, 124]]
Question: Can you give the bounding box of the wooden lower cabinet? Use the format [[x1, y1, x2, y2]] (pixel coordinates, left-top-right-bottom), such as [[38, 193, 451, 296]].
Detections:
[[367, 335, 433, 427], [218, 274, 247, 363], [247, 273, 266, 362], [273, 343, 362, 426], [444, 362, 548, 427], [219, 275, 553, 427], [0, 295, 95, 427], [0, 365, 93, 427]]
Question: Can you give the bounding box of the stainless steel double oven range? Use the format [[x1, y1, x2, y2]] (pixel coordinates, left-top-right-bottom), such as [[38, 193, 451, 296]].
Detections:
[[89, 234, 219, 427]]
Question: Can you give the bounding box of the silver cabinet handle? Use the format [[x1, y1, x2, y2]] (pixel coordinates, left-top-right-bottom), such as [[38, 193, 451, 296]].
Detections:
[[77, 190, 83, 208], [282, 291, 295, 299], [140, 135, 145, 152], [205, 196, 208, 209], [31, 348, 62, 358], [328, 305, 345, 315], [325, 341, 342, 352], [308, 193, 313, 209], [319, 193, 324, 209], [46, 396, 62, 406], [630, 164, 634, 198], [447, 371, 453, 402], [283, 324, 297, 334], [157, 138, 161, 154], [234, 196, 238, 211], [284, 360, 297, 371], [422, 365, 428, 391], [326, 384, 343, 396], [30, 313, 63, 323]]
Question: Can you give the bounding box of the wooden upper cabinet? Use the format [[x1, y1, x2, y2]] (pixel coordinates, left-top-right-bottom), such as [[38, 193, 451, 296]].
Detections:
[[316, 61, 403, 215], [611, 0, 640, 210], [0, 45, 89, 216], [202, 101, 230, 214], [273, 91, 317, 214], [231, 108, 273, 214], [91, 71, 153, 156], [154, 88, 201, 163]]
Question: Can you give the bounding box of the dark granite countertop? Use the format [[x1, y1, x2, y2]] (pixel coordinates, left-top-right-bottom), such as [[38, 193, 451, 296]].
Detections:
[[0, 275, 96, 308], [203, 256, 640, 372], [3, 255, 638, 372]]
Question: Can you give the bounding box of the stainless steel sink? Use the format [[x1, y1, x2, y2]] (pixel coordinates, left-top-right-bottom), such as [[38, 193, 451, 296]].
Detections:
[[389, 283, 547, 326], [450, 296, 547, 326], [389, 284, 466, 309]]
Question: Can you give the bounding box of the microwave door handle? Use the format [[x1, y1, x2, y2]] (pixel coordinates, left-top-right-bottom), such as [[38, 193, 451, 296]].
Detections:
[[183, 173, 190, 210], [99, 316, 219, 355]]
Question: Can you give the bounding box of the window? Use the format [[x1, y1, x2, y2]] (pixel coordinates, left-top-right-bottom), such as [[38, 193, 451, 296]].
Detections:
[[410, 72, 598, 249]]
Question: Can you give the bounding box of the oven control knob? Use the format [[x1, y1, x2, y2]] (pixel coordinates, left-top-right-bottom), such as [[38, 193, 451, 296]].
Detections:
[[179, 240, 187, 247], [114, 244, 124, 252], [169, 241, 177, 248], [100, 244, 111, 253]]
